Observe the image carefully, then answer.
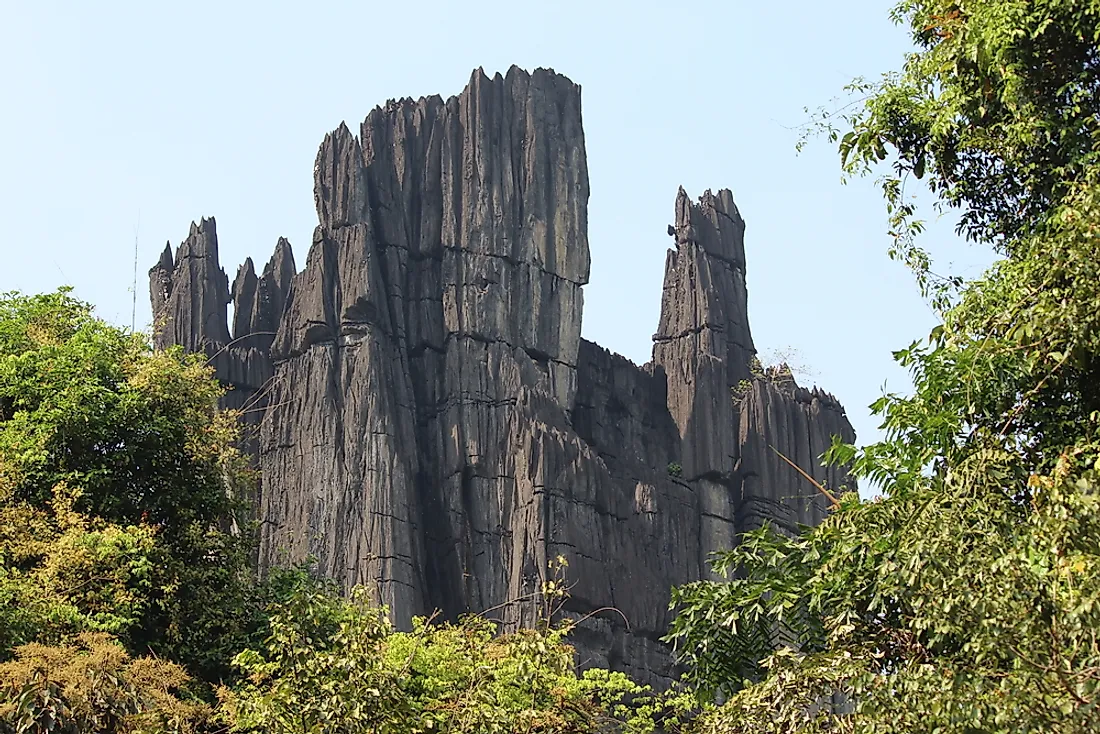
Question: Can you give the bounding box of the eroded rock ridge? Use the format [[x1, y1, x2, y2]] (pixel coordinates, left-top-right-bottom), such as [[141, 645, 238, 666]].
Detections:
[[149, 66, 855, 684]]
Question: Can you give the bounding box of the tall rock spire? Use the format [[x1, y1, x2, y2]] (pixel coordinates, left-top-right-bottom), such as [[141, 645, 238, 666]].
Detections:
[[653, 187, 754, 483], [260, 65, 592, 625], [652, 186, 854, 537]]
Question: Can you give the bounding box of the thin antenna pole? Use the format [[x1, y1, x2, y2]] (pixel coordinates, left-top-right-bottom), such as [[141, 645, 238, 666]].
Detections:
[[132, 212, 140, 331]]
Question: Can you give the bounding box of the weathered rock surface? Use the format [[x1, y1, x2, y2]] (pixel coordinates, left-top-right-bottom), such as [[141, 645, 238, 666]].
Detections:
[[150, 65, 855, 685], [735, 370, 854, 533], [150, 218, 231, 351], [149, 222, 295, 466]]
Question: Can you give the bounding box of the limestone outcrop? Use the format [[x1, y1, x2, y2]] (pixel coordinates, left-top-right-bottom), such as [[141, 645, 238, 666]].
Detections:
[[149, 66, 855, 684]]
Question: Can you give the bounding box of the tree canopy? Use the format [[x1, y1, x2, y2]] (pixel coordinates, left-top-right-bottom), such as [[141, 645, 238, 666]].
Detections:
[[0, 290, 267, 678], [668, 1, 1100, 731]]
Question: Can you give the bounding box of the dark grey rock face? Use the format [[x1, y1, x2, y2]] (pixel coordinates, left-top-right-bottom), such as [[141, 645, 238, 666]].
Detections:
[[149, 65, 854, 685], [149, 219, 295, 469], [150, 218, 231, 351], [735, 371, 854, 533]]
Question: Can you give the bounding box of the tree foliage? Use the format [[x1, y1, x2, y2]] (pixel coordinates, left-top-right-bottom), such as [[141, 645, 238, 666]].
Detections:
[[220, 567, 698, 734], [669, 1, 1100, 731], [0, 633, 208, 734], [0, 290, 266, 688], [0, 299, 692, 733]]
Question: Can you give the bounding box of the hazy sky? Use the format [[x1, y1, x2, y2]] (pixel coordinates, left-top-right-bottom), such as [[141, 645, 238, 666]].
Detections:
[[1, 1, 994, 477]]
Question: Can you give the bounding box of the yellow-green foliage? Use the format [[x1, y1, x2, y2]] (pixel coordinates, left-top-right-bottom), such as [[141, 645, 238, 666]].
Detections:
[[0, 483, 157, 650], [220, 579, 698, 734], [0, 633, 208, 734]]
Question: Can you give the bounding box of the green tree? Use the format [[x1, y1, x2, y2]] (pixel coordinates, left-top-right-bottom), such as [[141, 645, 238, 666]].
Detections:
[[221, 565, 698, 734], [668, 1, 1100, 731], [0, 290, 265, 685], [0, 291, 700, 733]]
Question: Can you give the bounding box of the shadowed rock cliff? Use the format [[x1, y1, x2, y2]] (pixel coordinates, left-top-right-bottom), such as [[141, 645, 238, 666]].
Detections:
[[150, 65, 855, 685]]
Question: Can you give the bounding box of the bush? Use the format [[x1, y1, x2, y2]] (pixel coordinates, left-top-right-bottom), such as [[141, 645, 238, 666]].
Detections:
[[221, 572, 698, 733], [0, 632, 209, 733]]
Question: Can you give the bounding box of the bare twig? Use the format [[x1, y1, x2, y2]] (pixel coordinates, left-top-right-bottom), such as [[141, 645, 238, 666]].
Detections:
[[769, 445, 841, 509]]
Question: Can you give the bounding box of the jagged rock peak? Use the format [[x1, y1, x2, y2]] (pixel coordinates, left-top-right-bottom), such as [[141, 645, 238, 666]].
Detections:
[[149, 216, 230, 351], [188, 216, 215, 239], [233, 257, 257, 289], [672, 186, 746, 269], [269, 237, 295, 270], [229, 240, 296, 348], [312, 65, 589, 281], [230, 258, 258, 341], [756, 366, 848, 411], [149, 242, 176, 318], [653, 186, 757, 478], [156, 241, 174, 270], [150, 219, 297, 354], [253, 238, 296, 339]]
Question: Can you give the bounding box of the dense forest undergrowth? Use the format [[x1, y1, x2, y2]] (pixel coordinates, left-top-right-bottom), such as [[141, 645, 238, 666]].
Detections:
[[4, 0, 1100, 731]]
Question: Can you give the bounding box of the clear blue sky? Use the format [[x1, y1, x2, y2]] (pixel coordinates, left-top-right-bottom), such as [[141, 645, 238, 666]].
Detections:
[[1, 1, 994, 486]]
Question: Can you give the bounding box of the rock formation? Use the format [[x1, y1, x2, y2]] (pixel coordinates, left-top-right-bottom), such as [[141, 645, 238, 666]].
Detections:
[[151, 225, 295, 467], [149, 66, 855, 685]]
